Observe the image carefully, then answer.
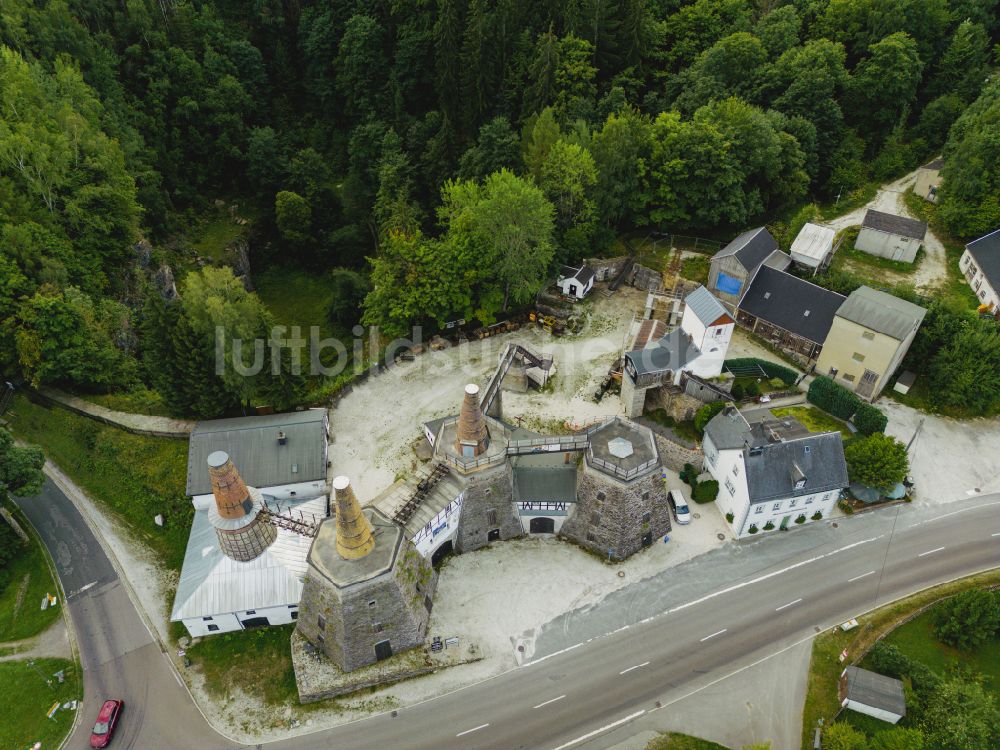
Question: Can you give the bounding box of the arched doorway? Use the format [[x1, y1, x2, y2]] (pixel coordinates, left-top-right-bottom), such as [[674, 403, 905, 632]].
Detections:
[[431, 540, 454, 566], [529, 517, 555, 534]]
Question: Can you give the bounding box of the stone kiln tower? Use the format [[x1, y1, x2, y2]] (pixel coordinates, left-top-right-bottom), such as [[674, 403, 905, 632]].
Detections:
[[455, 383, 490, 457], [297, 476, 436, 672], [206, 450, 277, 561]]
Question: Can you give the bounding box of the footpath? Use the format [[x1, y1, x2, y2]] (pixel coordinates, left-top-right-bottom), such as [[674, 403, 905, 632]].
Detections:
[[33, 387, 194, 438]]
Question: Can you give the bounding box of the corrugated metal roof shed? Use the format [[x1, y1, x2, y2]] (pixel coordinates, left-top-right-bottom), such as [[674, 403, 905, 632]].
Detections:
[[170, 494, 327, 621], [186, 410, 328, 495], [836, 286, 926, 341], [843, 666, 906, 718], [861, 209, 927, 240], [789, 223, 835, 268]]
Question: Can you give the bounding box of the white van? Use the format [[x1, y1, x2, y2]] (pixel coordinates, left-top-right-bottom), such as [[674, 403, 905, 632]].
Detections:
[[668, 489, 691, 525]]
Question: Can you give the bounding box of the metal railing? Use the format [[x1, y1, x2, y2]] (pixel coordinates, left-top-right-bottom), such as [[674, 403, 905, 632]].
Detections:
[[585, 454, 659, 481]]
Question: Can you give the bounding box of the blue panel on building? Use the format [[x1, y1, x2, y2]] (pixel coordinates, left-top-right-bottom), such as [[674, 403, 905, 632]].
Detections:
[[716, 272, 743, 296]]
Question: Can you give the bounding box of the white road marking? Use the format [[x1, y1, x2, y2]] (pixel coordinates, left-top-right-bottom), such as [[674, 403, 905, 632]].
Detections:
[[549, 710, 646, 750], [848, 570, 876, 582], [619, 661, 650, 675], [918, 547, 945, 557], [775, 598, 802, 612], [700, 629, 727, 642], [992, 533, 1000, 537], [456, 723, 490, 737], [534, 695, 566, 709]]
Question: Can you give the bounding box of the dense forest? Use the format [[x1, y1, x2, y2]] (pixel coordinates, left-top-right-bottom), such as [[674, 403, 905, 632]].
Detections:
[[0, 0, 998, 417]]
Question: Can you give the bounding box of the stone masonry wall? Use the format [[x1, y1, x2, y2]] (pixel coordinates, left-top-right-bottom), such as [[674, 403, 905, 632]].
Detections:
[[455, 462, 520, 553], [647, 388, 702, 423], [653, 434, 703, 473], [560, 464, 671, 560], [297, 540, 437, 673], [620, 374, 647, 417]]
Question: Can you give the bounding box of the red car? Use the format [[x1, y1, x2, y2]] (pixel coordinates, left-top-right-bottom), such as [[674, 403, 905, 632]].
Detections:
[[90, 699, 123, 748]]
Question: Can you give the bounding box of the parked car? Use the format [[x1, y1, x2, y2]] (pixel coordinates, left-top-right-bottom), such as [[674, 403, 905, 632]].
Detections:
[[667, 489, 691, 525], [90, 699, 124, 749]]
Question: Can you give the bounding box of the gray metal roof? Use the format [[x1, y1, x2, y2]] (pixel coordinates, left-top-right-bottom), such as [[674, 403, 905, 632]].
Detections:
[[713, 227, 780, 272], [186, 410, 328, 495], [738, 266, 846, 345], [627, 327, 702, 375], [861, 209, 927, 241], [703, 407, 752, 450], [685, 285, 730, 326], [514, 466, 577, 504], [744, 431, 848, 504], [170, 493, 327, 621], [843, 666, 906, 717], [836, 287, 926, 341], [789, 223, 835, 267], [966, 227, 1000, 291]]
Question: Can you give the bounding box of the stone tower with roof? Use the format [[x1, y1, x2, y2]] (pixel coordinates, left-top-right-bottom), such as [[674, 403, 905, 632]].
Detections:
[[296, 476, 436, 672], [206, 450, 277, 561]]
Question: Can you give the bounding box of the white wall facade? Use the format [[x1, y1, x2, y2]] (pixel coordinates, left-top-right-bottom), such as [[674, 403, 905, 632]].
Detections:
[[855, 227, 921, 263], [961, 248, 1000, 312], [558, 274, 593, 299], [182, 604, 299, 638], [680, 306, 734, 381], [412, 494, 463, 559], [704, 435, 841, 539], [516, 502, 573, 534], [842, 699, 903, 725]]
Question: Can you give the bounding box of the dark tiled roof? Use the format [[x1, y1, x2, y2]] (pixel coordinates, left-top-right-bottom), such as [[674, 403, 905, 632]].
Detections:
[[713, 227, 780, 273], [738, 266, 846, 345], [626, 327, 702, 375], [744, 431, 848, 504], [966, 228, 1000, 291], [861, 209, 927, 241], [560, 265, 595, 285]]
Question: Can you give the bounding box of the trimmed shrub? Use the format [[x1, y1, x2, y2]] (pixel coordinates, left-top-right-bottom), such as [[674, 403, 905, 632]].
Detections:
[[679, 462, 698, 487], [744, 380, 760, 398], [807, 375, 861, 420], [795, 514, 806, 524], [692, 480, 719, 503], [853, 402, 888, 435], [731, 382, 745, 400], [748, 524, 759, 534], [763, 521, 775, 530], [725, 512, 734, 523], [811, 511, 823, 520], [724, 357, 798, 386]]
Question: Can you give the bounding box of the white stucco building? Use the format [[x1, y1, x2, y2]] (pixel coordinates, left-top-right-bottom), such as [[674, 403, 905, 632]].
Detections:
[[855, 209, 927, 264], [557, 265, 596, 299], [960, 227, 1000, 315], [702, 406, 848, 539]]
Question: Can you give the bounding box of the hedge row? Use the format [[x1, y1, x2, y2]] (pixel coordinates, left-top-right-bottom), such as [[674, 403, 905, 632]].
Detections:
[[807, 375, 887, 435], [724, 357, 798, 387]]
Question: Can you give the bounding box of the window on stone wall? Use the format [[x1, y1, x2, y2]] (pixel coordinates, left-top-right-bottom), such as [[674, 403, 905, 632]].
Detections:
[[597, 491, 606, 502], [368, 600, 377, 608], [373, 623, 383, 633], [486, 509, 498, 526], [318, 614, 326, 631], [317, 632, 325, 645], [586, 532, 596, 542], [642, 512, 651, 524], [591, 512, 601, 525], [642, 491, 650, 500]]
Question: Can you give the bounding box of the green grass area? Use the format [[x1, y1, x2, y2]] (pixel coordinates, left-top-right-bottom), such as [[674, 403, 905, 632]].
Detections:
[[0, 658, 80, 750], [0, 507, 62, 642], [772, 406, 852, 439], [645, 732, 729, 750], [732, 375, 788, 396], [901, 189, 980, 308], [188, 206, 249, 262], [800, 568, 1000, 749], [861, 605, 1000, 700], [78, 387, 172, 418], [831, 224, 926, 276], [680, 255, 710, 285], [255, 265, 342, 338], [6, 395, 191, 573], [185, 624, 299, 705]]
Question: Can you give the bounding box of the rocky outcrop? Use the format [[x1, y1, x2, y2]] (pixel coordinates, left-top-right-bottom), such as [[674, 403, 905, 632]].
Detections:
[[225, 237, 253, 291]]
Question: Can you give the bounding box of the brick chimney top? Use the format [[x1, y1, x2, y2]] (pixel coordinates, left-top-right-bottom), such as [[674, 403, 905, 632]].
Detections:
[[455, 383, 490, 457], [333, 476, 375, 560], [207, 451, 254, 520]]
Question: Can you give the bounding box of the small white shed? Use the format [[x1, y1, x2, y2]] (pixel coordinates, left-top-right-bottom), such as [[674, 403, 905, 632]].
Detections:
[[789, 223, 836, 271], [839, 666, 906, 724], [557, 265, 596, 299], [855, 210, 927, 264]]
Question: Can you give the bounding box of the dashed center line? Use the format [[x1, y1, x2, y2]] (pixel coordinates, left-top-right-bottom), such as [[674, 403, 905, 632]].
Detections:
[[775, 598, 802, 612], [848, 570, 876, 582], [456, 723, 490, 737], [992, 533, 1000, 537], [918, 547, 945, 557], [700, 629, 727, 642], [534, 695, 566, 709], [619, 661, 650, 675]]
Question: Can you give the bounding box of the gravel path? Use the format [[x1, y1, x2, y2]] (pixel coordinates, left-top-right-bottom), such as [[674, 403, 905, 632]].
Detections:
[[0, 617, 71, 662]]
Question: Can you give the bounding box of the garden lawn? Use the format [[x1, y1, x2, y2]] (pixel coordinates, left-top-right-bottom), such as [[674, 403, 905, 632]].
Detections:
[[680, 255, 710, 285], [800, 568, 1000, 749], [772, 406, 852, 439], [862, 606, 1000, 701], [79, 387, 172, 417], [6, 395, 191, 572], [902, 190, 980, 308], [0, 658, 80, 750], [0, 508, 62, 641]]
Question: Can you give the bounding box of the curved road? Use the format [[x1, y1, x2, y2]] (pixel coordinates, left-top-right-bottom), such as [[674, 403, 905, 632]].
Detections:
[[18, 478, 1000, 750]]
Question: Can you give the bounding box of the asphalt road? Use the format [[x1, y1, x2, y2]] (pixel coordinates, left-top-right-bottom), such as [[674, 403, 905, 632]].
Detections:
[[18, 478, 1000, 750]]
